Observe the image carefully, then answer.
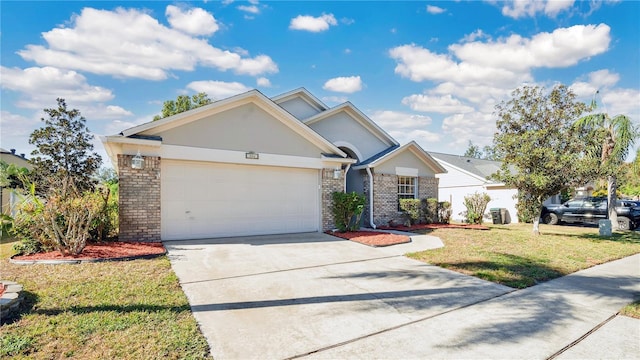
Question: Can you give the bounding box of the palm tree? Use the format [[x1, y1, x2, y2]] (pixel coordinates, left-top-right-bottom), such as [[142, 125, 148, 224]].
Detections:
[[575, 91, 638, 230]]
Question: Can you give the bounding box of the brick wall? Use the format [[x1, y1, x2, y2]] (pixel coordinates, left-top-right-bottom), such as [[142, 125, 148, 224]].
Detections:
[[117, 154, 161, 242], [364, 172, 440, 227], [321, 168, 344, 231]]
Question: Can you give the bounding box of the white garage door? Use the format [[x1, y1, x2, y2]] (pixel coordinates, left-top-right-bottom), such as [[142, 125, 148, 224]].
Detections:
[[161, 160, 320, 240]]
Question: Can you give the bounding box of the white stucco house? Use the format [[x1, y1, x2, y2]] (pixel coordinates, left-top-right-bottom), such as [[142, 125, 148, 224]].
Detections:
[[429, 152, 562, 224], [102, 88, 446, 242]]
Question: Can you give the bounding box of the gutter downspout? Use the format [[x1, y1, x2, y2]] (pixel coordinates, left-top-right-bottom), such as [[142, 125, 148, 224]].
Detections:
[[342, 163, 351, 192], [366, 167, 376, 229]]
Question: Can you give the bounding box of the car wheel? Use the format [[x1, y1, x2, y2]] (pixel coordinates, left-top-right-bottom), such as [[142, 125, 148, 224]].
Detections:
[[543, 213, 559, 225], [617, 217, 631, 231]]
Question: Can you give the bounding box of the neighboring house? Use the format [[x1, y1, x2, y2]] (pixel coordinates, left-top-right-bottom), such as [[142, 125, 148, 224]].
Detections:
[[430, 152, 562, 224], [102, 88, 446, 242], [0, 148, 31, 216]]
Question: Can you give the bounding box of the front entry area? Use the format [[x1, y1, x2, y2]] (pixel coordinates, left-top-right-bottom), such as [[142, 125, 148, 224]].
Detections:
[[161, 160, 320, 240]]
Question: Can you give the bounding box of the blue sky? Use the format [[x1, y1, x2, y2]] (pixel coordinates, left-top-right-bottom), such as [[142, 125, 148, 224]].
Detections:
[[2, 0, 639, 165]]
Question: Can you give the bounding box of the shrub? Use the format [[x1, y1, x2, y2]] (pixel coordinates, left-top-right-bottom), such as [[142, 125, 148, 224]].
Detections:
[[438, 201, 452, 224], [332, 191, 366, 232], [399, 199, 421, 224], [89, 183, 119, 241], [423, 198, 439, 223], [516, 192, 537, 223], [463, 192, 491, 224]]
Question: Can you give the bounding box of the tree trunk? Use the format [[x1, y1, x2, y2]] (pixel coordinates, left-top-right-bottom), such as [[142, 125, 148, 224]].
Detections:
[[608, 175, 618, 230], [532, 205, 542, 235]]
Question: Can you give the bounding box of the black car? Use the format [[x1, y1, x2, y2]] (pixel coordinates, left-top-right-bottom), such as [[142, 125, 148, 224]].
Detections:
[[541, 197, 640, 230]]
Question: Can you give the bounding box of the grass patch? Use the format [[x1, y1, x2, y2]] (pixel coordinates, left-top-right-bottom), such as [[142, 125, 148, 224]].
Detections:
[[620, 300, 640, 319], [0, 240, 211, 359], [407, 223, 640, 289]]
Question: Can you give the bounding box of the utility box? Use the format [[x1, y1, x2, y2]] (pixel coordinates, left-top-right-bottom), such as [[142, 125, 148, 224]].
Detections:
[[599, 219, 612, 236]]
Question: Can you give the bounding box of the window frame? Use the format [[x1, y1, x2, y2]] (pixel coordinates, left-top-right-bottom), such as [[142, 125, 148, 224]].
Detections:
[[397, 176, 417, 206]]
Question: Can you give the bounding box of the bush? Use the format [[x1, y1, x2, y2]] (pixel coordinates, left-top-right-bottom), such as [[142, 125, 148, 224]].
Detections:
[[399, 199, 422, 225], [438, 201, 452, 224], [332, 192, 366, 232], [423, 198, 439, 223], [516, 192, 537, 223], [463, 192, 491, 224], [11, 186, 103, 256], [89, 183, 119, 241]]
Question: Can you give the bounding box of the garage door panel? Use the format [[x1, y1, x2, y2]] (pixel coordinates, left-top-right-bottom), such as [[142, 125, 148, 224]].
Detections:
[[161, 161, 319, 240]]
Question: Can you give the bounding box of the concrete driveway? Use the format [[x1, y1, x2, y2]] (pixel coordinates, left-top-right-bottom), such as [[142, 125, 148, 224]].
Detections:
[[165, 232, 512, 359], [165, 232, 640, 360]]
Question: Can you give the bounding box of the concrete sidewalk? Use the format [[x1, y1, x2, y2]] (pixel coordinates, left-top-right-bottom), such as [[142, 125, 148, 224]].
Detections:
[[303, 254, 640, 359]]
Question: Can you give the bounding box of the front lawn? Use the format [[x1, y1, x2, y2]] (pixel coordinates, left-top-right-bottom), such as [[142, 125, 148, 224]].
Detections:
[[0, 237, 211, 359], [407, 223, 640, 289]]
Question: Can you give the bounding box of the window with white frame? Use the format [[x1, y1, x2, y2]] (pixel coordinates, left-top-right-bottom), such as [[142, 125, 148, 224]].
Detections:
[[398, 176, 417, 200]]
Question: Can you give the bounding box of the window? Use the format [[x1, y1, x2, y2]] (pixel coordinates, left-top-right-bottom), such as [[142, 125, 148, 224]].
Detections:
[[398, 176, 417, 200]]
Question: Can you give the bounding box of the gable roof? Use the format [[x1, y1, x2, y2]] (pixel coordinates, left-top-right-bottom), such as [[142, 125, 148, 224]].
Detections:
[[354, 141, 446, 174], [303, 102, 399, 147], [428, 152, 507, 183], [270, 87, 328, 114], [115, 89, 347, 157]]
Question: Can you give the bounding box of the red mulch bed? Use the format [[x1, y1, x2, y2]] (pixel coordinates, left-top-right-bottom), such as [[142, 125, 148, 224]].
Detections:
[[12, 242, 166, 261], [326, 231, 410, 247], [0, 284, 5, 297], [378, 223, 490, 231]]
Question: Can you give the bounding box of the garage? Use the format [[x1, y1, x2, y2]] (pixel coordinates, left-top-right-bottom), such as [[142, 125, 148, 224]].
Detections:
[[161, 160, 320, 240]]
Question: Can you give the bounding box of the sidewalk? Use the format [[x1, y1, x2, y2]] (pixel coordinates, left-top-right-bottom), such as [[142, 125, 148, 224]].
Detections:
[[302, 254, 640, 359]]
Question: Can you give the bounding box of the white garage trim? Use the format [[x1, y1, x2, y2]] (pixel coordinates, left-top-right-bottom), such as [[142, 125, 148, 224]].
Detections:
[[161, 160, 321, 240]]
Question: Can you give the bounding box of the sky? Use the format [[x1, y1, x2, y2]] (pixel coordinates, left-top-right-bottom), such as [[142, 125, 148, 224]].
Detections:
[[1, 0, 639, 167]]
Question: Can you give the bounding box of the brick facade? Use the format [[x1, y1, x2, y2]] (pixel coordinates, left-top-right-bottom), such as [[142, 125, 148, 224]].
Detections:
[[321, 168, 344, 231], [363, 172, 440, 227], [117, 154, 161, 242]]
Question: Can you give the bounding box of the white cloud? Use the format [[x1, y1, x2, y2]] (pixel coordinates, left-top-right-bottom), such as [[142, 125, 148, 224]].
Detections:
[[402, 94, 475, 114], [0, 111, 39, 139], [426, 5, 446, 14], [18, 7, 278, 80], [461, 29, 490, 43], [186, 80, 251, 99], [369, 110, 432, 129], [289, 13, 337, 32], [442, 112, 497, 147], [166, 5, 219, 36], [500, 0, 575, 18], [238, 5, 260, 14], [1, 66, 116, 109], [451, 24, 611, 71], [323, 76, 363, 93], [256, 77, 271, 87]]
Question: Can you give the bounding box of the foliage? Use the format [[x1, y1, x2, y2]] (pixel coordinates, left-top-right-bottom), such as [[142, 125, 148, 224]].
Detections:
[[437, 201, 452, 224], [492, 84, 591, 234], [153, 92, 212, 121], [29, 98, 101, 195], [332, 191, 366, 232], [516, 192, 538, 223], [399, 199, 422, 224], [618, 153, 640, 197], [0, 160, 30, 190], [463, 141, 503, 161], [592, 187, 622, 198], [462, 192, 491, 224], [423, 198, 439, 223], [407, 223, 640, 289], [574, 93, 638, 229]]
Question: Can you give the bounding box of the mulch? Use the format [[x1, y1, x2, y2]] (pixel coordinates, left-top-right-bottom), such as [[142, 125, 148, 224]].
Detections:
[[378, 223, 490, 231], [326, 231, 411, 247], [11, 241, 166, 261]]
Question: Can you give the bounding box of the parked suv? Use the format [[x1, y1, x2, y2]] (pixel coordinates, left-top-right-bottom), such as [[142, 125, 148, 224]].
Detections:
[[541, 197, 640, 230]]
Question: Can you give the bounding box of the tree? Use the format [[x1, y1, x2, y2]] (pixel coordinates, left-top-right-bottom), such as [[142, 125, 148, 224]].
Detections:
[[153, 92, 212, 121], [492, 85, 590, 235], [463, 141, 483, 158], [574, 92, 638, 230], [29, 98, 101, 195]]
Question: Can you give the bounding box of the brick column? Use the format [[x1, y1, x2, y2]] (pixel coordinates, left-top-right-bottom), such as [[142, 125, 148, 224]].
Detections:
[[321, 168, 343, 231], [117, 154, 161, 242], [418, 177, 439, 199]]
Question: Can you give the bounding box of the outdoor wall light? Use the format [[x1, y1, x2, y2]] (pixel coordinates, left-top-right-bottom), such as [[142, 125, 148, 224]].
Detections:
[[333, 169, 341, 179], [131, 150, 145, 169]]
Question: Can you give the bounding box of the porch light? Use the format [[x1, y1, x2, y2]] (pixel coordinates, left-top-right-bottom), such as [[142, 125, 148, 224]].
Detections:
[[131, 151, 145, 169], [333, 169, 341, 179]]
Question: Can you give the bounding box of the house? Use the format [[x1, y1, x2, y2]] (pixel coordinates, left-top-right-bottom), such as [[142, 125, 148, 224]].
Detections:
[[0, 148, 31, 216], [429, 152, 562, 224], [102, 88, 446, 242]]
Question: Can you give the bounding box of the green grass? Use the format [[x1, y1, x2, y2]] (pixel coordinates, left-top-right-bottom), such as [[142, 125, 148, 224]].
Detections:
[[407, 223, 640, 289], [620, 300, 640, 319], [0, 237, 211, 359]]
